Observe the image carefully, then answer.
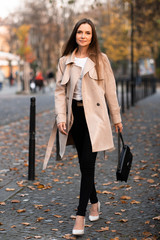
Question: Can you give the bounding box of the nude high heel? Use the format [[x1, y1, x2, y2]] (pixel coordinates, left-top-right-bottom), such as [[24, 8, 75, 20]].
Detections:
[[89, 201, 100, 222], [72, 218, 85, 236]]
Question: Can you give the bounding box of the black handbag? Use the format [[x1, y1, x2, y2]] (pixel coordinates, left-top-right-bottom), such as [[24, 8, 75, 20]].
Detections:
[[116, 131, 133, 182]]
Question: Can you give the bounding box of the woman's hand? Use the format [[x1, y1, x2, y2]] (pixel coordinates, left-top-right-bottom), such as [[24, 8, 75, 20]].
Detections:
[[114, 122, 123, 133], [57, 122, 68, 135]]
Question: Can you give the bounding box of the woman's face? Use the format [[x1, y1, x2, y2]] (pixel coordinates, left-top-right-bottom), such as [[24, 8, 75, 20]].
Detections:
[[76, 23, 92, 48]]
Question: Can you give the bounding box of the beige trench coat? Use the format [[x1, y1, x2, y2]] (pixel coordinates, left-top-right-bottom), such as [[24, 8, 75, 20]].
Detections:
[[43, 49, 121, 169]]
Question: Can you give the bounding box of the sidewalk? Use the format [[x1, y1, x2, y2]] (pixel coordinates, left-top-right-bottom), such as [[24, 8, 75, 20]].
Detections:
[[0, 90, 160, 240]]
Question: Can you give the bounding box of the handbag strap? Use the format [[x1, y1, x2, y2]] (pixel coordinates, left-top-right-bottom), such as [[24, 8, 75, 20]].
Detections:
[[118, 130, 125, 161], [118, 130, 125, 147]]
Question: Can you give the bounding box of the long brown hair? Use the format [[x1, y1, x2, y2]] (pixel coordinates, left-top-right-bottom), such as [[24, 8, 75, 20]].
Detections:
[[62, 18, 101, 80]]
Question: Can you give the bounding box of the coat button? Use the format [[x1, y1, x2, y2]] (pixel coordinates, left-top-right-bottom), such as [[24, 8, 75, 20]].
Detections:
[[97, 103, 100, 106]]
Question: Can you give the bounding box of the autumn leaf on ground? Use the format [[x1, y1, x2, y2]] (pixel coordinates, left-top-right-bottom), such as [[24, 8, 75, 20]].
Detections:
[[5, 188, 15, 191], [17, 209, 26, 213], [34, 236, 42, 239], [21, 222, 30, 226], [34, 205, 43, 209], [120, 196, 131, 200], [153, 216, 160, 221], [115, 212, 122, 215], [130, 200, 141, 204], [0, 202, 6, 206], [102, 190, 115, 195], [53, 215, 61, 218], [44, 209, 50, 212], [147, 179, 154, 183], [62, 233, 76, 239], [102, 182, 112, 186], [96, 226, 109, 232], [11, 225, 16, 228], [142, 231, 152, 237], [0, 222, 3, 225], [36, 217, 44, 222], [37, 184, 45, 189], [118, 219, 128, 223], [52, 229, 58, 231], [11, 200, 20, 203]]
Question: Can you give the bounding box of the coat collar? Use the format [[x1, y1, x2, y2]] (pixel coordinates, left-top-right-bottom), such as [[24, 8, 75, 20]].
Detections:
[[65, 48, 96, 76]]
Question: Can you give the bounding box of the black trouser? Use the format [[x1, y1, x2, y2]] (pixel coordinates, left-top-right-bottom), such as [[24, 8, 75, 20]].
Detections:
[[70, 99, 98, 216]]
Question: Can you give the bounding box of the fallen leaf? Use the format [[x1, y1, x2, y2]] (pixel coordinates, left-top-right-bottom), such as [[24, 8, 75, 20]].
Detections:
[[118, 219, 128, 223], [96, 226, 109, 232], [62, 233, 76, 239], [34, 236, 42, 239], [130, 200, 141, 204], [52, 229, 58, 231], [115, 212, 122, 215], [34, 205, 43, 209], [36, 217, 44, 222], [0, 202, 6, 206], [147, 179, 154, 183], [54, 215, 61, 218], [0, 223, 3, 225], [142, 231, 152, 237], [44, 209, 51, 212], [102, 190, 115, 195], [21, 222, 30, 226], [11, 225, 16, 228], [17, 209, 26, 213], [6, 188, 15, 191], [153, 216, 160, 221], [11, 200, 20, 203], [120, 196, 131, 200], [102, 182, 112, 186], [145, 221, 150, 224], [37, 184, 45, 189]]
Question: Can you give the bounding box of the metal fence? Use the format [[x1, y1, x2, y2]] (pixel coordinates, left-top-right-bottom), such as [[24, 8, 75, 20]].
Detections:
[[116, 75, 157, 113]]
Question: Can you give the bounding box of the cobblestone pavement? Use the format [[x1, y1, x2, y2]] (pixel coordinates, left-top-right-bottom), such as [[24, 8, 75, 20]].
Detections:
[[0, 90, 160, 240]]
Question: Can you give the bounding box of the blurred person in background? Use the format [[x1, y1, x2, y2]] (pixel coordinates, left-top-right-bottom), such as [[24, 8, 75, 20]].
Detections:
[[0, 70, 5, 90], [43, 18, 123, 236], [35, 70, 45, 92]]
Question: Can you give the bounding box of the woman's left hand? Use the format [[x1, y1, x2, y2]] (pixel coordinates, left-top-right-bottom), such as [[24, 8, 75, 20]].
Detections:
[[114, 122, 123, 133]]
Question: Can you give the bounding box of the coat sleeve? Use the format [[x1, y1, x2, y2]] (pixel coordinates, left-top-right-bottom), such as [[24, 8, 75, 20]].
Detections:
[[54, 58, 67, 124], [102, 54, 122, 124]]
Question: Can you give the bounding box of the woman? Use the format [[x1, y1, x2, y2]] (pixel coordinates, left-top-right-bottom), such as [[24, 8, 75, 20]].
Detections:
[[43, 18, 123, 236]]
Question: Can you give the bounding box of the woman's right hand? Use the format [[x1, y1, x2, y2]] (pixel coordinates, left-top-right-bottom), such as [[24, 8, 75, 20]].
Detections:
[[57, 122, 68, 135]]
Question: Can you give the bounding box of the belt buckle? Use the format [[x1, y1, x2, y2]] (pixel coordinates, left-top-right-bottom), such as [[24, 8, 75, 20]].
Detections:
[[77, 102, 83, 107]]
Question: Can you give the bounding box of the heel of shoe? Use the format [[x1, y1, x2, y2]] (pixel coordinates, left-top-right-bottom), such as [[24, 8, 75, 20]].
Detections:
[[72, 218, 85, 236]]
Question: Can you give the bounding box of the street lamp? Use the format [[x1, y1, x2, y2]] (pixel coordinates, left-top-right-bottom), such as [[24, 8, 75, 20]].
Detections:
[[131, 0, 135, 106]]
